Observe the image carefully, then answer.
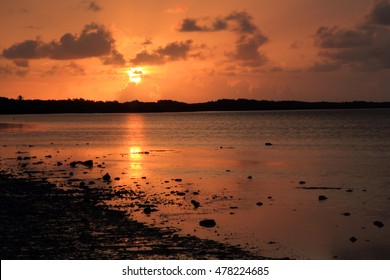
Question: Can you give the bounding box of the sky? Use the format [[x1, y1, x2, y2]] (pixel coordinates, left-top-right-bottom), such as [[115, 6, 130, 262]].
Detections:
[[0, 0, 389, 102]]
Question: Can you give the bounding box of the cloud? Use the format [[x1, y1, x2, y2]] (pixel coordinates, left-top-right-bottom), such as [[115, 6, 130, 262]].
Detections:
[[177, 11, 268, 67], [12, 59, 29, 68], [42, 62, 85, 77], [86, 1, 102, 12], [101, 49, 126, 65], [2, 23, 124, 65], [130, 40, 193, 65], [164, 5, 187, 14], [313, 1, 390, 71], [366, 0, 390, 25], [0, 64, 29, 77], [307, 61, 341, 72]]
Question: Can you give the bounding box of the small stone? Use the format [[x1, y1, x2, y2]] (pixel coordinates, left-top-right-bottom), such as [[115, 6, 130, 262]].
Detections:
[[318, 195, 328, 201], [191, 200, 200, 209], [247, 176, 252, 179], [143, 206, 152, 214], [265, 142, 272, 146], [349, 236, 357, 243], [342, 212, 351, 216], [299, 181, 306, 185], [56, 162, 63, 166], [174, 178, 183, 182], [102, 173, 111, 181], [199, 219, 216, 228], [256, 202, 263, 206], [114, 177, 120, 181], [373, 221, 384, 228]]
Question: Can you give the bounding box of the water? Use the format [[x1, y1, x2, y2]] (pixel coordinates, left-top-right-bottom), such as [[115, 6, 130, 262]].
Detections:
[[1, 109, 390, 259]]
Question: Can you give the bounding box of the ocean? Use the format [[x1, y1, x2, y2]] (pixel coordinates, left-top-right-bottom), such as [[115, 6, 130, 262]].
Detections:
[[1, 109, 389, 259]]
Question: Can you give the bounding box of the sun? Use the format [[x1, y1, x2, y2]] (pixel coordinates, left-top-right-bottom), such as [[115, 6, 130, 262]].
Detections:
[[128, 68, 143, 84]]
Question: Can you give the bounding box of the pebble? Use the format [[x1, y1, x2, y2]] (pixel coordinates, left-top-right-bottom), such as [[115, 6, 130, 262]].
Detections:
[[318, 195, 328, 201], [199, 219, 216, 228], [373, 221, 384, 228]]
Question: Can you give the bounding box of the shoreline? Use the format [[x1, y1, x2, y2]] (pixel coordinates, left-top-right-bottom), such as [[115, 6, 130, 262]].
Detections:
[[0, 173, 264, 260]]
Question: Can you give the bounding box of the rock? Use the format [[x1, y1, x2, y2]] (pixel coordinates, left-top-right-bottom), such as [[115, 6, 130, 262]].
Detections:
[[199, 219, 216, 228], [373, 221, 384, 228], [56, 162, 63, 166], [256, 202, 263, 206], [349, 236, 357, 243], [191, 200, 200, 209], [318, 195, 328, 201], [114, 177, 120, 181], [70, 160, 93, 168], [342, 212, 351, 216], [45, 155, 52, 158], [265, 142, 272, 146], [299, 181, 306, 185], [102, 173, 111, 182], [174, 178, 183, 182], [247, 176, 252, 179], [176, 192, 186, 196], [143, 206, 152, 214], [226, 169, 231, 172]]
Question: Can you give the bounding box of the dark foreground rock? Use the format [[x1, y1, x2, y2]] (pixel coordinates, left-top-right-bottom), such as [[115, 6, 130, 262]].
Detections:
[[0, 174, 260, 260]]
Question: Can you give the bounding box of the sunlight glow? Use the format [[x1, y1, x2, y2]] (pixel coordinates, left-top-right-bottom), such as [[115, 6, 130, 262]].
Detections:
[[128, 68, 144, 84]]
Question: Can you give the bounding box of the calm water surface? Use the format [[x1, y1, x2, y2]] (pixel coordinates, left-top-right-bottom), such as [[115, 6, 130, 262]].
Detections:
[[1, 109, 389, 259]]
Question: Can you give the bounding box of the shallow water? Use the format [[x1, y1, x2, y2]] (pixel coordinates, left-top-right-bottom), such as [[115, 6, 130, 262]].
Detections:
[[1, 109, 389, 259]]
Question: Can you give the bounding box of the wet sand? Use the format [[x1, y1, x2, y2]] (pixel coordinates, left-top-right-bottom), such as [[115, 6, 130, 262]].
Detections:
[[0, 173, 262, 260]]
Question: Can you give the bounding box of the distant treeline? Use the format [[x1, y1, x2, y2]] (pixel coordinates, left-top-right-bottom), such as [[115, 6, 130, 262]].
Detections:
[[1, 97, 390, 114]]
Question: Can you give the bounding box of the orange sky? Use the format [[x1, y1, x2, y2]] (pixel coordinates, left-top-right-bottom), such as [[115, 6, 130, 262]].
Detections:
[[0, 0, 389, 102]]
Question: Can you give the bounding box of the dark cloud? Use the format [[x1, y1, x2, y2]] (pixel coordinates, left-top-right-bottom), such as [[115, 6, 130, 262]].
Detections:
[[366, 0, 390, 25], [101, 49, 126, 65], [87, 1, 102, 12], [130, 40, 193, 65], [228, 34, 268, 66], [12, 59, 29, 68], [307, 61, 341, 72], [225, 11, 258, 34], [315, 26, 373, 48], [42, 62, 85, 77], [313, 1, 390, 71], [2, 23, 124, 65], [177, 11, 268, 67], [0, 64, 29, 77]]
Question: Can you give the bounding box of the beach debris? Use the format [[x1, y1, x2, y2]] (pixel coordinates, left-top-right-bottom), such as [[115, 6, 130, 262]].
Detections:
[[299, 181, 306, 185], [102, 173, 111, 182], [247, 175, 252, 180], [256, 202, 263, 206], [70, 160, 93, 168], [199, 219, 216, 228], [318, 195, 328, 201], [349, 236, 357, 243], [265, 142, 272, 146], [191, 200, 200, 209], [373, 221, 384, 228]]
